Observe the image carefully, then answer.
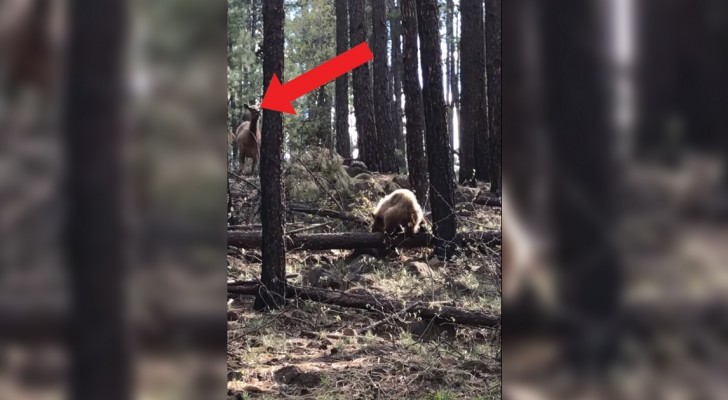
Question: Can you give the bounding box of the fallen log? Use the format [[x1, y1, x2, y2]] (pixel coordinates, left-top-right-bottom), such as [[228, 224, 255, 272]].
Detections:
[[228, 283, 500, 328], [227, 230, 501, 251]]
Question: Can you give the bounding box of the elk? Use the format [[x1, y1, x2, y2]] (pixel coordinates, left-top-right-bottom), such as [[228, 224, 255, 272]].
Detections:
[[234, 104, 261, 175]]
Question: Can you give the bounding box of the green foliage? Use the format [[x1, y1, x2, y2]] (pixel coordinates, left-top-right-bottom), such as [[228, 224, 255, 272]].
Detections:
[[228, 0, 336, 149], [285, 147, 351, 202]]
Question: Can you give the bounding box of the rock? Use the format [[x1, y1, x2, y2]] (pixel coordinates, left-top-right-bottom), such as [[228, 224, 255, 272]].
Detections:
[[354, 172, 374, 180], [392, 175, 411, 189], [454, 186, 480, 203], [293, 372, 322, 388], [302, 267, 343, 290], [383, 180, 401, 193], [345, 161, 369, 177], [351, 160, 368, 170], [274, 365, 301, 384], [406, 261, 434, 277], [274, 366, 321, 388], [427, 257, 446, 269]]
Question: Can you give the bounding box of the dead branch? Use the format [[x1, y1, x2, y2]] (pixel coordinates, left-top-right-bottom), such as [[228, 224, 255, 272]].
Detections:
[[228, 283, 500, 328], [357, 301, 422, 335], [227, 230, 501, 251]]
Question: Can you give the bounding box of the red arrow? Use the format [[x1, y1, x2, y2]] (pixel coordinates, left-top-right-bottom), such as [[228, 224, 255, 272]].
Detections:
[[260, 42, 374, 114]]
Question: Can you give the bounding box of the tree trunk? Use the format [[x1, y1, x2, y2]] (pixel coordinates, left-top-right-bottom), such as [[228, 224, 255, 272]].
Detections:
[[389, 0, 405, 168], [372, 0, 399, 172], [400, 0, 429, 206], [335, 0, 351, 159], [349, 0, 379, 171], [459, 0, 486, 186], [228, 230, 501, 251], [64, 0, 129, 398], [484, 0, 502, 192], [540, 0, 621, 368], [256, 0, 287, 311], [417, 0, 458, 259], [316, 85, 333, 149]]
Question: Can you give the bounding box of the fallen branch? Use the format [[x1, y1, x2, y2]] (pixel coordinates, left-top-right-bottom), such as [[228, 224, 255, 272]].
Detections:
[[287, 203, 368, 226], [357, 301, 422, 335], [228, 283, 500, 328], [227, 230, 501, 251]]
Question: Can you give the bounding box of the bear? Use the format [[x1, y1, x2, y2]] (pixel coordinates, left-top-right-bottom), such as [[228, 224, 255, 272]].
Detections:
[[371, 189, 424, 237]]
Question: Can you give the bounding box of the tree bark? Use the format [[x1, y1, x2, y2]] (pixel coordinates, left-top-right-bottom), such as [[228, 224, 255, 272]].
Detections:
[[459, 0, 486, 186], [400, 0, 429, 206], [228, 230, 501, 251], [417, 0, 458, 259], [256, 0, 287, 311], [228, 284, 501, 328], [484, 0, 502, 192], [335, 0, 352, 159], [64, 0, 129, 398], [389, 0, 405, 167], [372, 0, 399, 172], [540, 0, 621, 368], [349, 0, 379, 171]]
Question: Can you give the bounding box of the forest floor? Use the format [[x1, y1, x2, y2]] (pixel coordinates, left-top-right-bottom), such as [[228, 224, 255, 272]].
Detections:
[[226, 167, 502, 400]]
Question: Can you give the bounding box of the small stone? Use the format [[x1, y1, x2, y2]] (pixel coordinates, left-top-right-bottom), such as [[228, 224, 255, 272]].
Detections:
[[406, 261, 434, 277], [427, 257, 446, 269]]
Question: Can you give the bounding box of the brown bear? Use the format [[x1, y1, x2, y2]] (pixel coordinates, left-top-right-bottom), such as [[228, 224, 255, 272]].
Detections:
[[371, 189, 424, 236]]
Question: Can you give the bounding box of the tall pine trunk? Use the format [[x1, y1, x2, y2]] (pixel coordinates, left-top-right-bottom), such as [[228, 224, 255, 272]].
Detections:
[[485, 0, 502, 192], [400, 0, 428, 206], [389, 0, 405, 169], [65, 0, 130, 398], [335, 0, 351, 159], [372, 0, 399, 172], [459, 0, 486, 186], [417, 0, 457, 259], [349, 0, 379, 171], [255, 0, 287, 311]]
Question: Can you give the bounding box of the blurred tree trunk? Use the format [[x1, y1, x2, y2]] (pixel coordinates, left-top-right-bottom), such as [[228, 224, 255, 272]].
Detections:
[[484, 0, 501, 192], [335, 0, 351, 159], [459, 0, 486, 186], [417, 0, 458, 259], [64, 0, 130, 398], [372, 0, 399, 172], [349, 0, 379, 171], [255, 0, 287, 311], [400, 0, 429, 206], [389, 0, 405, 169], [540, 0, 621, 369]]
